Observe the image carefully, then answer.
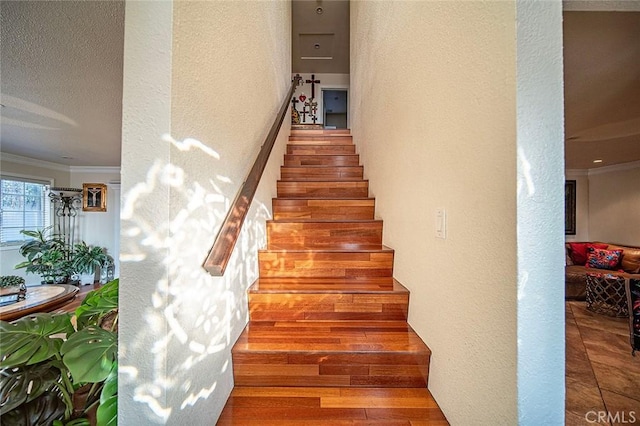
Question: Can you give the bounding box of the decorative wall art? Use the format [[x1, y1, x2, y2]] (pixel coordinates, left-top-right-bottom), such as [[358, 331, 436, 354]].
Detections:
[[83, 183, 107, 212], [565, 180, 576, 235]]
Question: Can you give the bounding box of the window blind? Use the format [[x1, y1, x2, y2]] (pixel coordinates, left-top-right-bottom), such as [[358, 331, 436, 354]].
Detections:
[[0, 176, 51, 244]]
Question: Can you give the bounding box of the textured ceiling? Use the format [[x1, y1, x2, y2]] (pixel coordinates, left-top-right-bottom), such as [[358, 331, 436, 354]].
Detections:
[[563, 11, 640, 169], [0, 0, 124, 167], [0, 3, 637, 170]]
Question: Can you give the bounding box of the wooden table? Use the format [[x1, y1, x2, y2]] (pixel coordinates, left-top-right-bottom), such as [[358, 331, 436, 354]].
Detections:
[[0, 284, 79, 322]]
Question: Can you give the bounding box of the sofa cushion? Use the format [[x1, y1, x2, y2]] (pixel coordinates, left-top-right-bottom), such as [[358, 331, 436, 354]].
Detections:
[[586, 248, 623, 270], [607, 244, 640, 274], [568, 242, 608, 265]]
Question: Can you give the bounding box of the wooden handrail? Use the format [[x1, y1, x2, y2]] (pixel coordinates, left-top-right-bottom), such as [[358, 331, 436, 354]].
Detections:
[[203, 74, 302, 276]]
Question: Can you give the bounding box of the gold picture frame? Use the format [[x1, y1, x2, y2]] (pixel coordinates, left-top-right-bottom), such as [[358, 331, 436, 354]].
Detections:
[[83, 183, 107, 212]]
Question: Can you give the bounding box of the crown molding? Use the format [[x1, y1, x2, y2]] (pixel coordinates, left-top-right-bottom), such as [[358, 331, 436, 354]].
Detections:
[[565, 169, 589, 177], [588, 160, 640, 176], [0, 153, 70, 172], [70, 166, 121, 174]]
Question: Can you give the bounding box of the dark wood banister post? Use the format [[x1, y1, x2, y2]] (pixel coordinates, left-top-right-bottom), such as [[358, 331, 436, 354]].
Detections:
[[203, 74, 303, 276]]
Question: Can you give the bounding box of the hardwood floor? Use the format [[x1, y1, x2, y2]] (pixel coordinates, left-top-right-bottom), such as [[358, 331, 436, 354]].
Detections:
[[218, 129, 448, 424], [566, 301, 640, 425]]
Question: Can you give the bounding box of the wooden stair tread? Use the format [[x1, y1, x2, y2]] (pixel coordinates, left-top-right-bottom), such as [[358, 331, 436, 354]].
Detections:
[[233, 321, 430, 355], [260, 246, 393, 254], [250, 278, 406, 294], [291, 129, 351, 135], [274, 197, 374, 201], [254, 277, 395, 292], [267, 219, 382, 224], [217, 386, 448, 425]]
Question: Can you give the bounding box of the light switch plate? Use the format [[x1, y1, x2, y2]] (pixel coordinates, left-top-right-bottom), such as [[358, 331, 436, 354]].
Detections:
[[436, 208, 446, 239]]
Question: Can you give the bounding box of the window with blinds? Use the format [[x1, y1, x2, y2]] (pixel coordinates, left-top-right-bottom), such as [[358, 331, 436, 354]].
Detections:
[[0, 177, 51, 245]]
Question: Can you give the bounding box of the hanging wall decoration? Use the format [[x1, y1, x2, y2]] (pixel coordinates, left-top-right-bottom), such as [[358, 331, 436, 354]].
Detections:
[[83, 183, 107, 212], [291, 97, 301, 124]]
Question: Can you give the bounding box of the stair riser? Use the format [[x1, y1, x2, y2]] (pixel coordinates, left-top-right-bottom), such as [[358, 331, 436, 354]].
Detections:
[[232, 353, 428, 388], [288, 137, 353, 145], [267, 221, 383, 250], [277, 181, 369, 198], [273, 199, 375, 220], [259, 251, 394, 278], [249, 293, 408, 321], [287, 144, 356, 155], [284, 155, 360, 167], [256, 277, 395, 291], [281, 166, 364, 181]]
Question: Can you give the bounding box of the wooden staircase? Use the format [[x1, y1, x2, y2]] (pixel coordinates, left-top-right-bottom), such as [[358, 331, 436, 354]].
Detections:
[[217, 129, 448, 425]]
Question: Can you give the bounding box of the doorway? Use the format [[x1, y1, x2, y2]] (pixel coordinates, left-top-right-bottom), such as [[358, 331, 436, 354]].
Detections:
[[322, 89, 348, 129]]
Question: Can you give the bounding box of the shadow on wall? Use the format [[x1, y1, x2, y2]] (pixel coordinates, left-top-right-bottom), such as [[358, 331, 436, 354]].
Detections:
[[118, 134, 270, 421]]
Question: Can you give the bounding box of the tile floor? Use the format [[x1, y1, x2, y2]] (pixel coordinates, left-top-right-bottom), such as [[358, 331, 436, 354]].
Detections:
[[566, 301, 640, 425]]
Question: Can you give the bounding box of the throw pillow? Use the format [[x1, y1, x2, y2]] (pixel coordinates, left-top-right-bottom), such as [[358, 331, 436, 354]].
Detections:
[[586, 248, 623, 270], [569, 242, 608, 265]]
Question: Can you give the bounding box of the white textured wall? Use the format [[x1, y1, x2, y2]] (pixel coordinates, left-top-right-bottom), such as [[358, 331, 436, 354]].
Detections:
[[351, 2, 518, 423], [588, 163, 640, 245], [120, 1, 290, 423], [516, 0, 565, 424], [120, 2, 173, 424], [565, 171, 589, 242]]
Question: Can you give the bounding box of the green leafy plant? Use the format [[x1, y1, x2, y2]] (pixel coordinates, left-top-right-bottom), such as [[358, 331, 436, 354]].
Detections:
[[15, 227, 73, 284], [0, 276, 25, 289], [0, 279, 119, 425], [71, 243, 108, 276]]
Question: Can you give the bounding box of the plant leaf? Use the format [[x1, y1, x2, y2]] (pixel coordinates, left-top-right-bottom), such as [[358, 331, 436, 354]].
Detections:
[[60, 326, 116, 383], [97, 364, 117, 426], [0, 313, 73, 368], [0, 392, 66, 426], [75, 279, 118, 329], [0, 362, 62, 415]]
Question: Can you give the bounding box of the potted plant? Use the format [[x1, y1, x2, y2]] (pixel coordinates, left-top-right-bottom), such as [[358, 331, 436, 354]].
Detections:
[[0, 279, 119, 425], [15, 227, 73, 284], [72, 242, 108, 286]]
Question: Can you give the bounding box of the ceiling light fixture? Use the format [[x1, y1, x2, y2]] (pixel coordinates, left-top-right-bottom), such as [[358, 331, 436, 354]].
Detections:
[[316, 7, 323, 14], [593, 159, 603, 163]]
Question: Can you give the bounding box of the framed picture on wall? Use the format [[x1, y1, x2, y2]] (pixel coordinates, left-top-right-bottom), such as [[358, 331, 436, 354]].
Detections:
[[565, 180, 576, 235], [83, 183, 107, 212]]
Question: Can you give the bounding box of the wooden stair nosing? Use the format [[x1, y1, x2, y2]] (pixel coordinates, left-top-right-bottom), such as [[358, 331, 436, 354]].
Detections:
[[290, 129, 351, 135], [249, 278, 407, 294], [284, 154, 360, 167], [280, 166, 364, 181], [286, 144, 356, 155], [254, 276, 395, 292]]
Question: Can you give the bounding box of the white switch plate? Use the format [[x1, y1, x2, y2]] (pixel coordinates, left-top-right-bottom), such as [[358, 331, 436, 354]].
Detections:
[[436, 208, 446, 239]]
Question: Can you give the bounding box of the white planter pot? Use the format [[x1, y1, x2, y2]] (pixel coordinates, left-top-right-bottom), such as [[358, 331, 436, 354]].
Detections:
[[79, 273, 95, 285]]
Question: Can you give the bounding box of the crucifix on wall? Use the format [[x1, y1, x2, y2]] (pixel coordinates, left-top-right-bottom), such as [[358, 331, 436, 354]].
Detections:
[[304, 98, 318, 124], [305, 74, 321, 100]]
